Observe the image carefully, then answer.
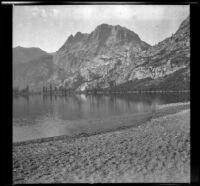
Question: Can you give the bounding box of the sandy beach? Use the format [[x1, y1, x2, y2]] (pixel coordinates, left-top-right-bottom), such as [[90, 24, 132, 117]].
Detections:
[[13, 102, 190, 183]]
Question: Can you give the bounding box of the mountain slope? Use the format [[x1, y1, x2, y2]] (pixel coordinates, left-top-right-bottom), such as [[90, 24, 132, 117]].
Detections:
[[52, 16, 189, 91], [13, 46, 48, 64], [108, 16, 190, 91], [12, 16, 190, 92]]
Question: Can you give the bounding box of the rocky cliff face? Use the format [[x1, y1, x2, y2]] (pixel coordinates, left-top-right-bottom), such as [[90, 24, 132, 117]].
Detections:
[[52, 24, 151, 90], [13, 16, 190, 91], [51, 16, 189, 91], [117, 17, 190, 89]]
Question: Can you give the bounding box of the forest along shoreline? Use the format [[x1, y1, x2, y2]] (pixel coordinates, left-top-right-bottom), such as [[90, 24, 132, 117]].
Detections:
[[13, 102, 190, 183]]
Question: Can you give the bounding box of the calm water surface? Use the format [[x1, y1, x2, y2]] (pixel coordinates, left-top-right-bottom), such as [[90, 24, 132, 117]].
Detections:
[[13, 93, 190, 142]]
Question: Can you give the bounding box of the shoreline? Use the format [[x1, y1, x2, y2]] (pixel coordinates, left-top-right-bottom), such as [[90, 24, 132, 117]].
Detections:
[[13, 101, 190, 183], [43, 90, 190, 96], [13, 101, 190, 146]]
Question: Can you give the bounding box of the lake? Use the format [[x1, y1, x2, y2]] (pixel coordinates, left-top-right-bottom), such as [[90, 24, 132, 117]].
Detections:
[[13, 93, 190, 142]]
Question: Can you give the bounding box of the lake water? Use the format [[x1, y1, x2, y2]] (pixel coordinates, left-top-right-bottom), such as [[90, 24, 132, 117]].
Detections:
[[13, 93, 190, 142]]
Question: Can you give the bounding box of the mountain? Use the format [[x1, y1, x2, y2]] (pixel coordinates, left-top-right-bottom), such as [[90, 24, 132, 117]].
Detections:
[[52, 23, 151, 90], [13, 46, 48, 64], [52, 16, 189, 91], [13, 16, 190, 92], [108, 16, 190, 91]]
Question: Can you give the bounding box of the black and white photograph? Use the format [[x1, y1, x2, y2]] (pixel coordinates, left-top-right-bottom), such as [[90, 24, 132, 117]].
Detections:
[[11, 3, 190, 183]]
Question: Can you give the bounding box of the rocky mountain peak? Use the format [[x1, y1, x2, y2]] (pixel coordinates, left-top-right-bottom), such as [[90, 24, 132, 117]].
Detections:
[[60, 23, 147, 53], [74, 32, 88, 42], [66, 34, 74, 43], [92, 23, 141, 44], [55, 22, 152, 67], [95, 23, 111, 29]]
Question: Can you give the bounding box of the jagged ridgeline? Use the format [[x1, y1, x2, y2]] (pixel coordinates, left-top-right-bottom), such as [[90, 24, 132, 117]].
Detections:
[[13, 16, 190, 92]]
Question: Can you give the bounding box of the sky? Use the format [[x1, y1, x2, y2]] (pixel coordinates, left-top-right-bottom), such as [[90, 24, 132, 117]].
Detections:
[[13, 5, 189, 53]]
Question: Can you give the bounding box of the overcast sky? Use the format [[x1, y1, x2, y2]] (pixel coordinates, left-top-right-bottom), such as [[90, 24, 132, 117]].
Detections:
[[13, 5, 189, 53]]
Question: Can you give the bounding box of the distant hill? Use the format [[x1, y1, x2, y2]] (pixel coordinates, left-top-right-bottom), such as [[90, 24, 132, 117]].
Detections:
[[13, 46, 48, 64], [13, 54, 54, 91]]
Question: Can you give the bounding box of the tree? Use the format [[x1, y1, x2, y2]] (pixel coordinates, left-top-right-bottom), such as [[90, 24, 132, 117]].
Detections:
[[25, 85, 29, 93], [13, 87, 19, 95], [49, 84, 52, 93], [109, 80, 116, 87], [43, 86, 46, 93]]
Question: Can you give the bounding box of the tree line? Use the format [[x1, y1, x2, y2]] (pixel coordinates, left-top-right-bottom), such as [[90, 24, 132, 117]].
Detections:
[[13, 86, 29, 95], [42, 84, 73, 95]]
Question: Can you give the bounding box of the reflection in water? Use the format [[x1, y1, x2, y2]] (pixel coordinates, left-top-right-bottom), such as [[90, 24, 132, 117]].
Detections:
[[13, 93, 190, 142]]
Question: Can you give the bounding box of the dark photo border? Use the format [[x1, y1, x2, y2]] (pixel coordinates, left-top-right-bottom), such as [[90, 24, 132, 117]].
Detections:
[[2, 0, 199, 185]]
